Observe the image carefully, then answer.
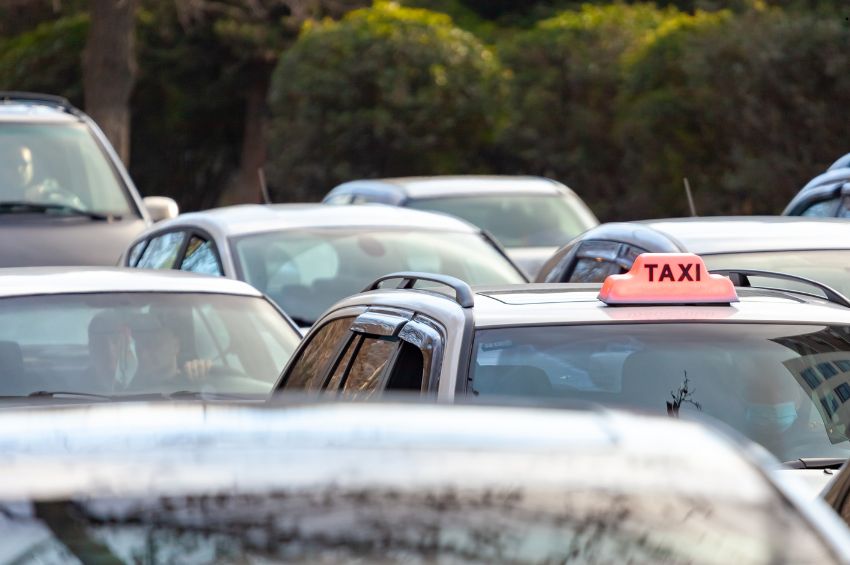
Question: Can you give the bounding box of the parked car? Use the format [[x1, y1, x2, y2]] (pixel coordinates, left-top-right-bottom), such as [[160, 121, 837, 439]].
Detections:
[[536, 216, 850, 299], [0, 400, 847, 563], [0, 267, 301, 402], [121, 204, 527, 328], [273, 253, 850, 494], [783, 153, 850, 217], [323, 176, 598, 277], [0, 92, 178, 266]]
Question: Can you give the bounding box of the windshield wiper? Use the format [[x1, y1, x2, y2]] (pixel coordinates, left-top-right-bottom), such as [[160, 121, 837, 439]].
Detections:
[[27, 390, 113, 400], [0, 201, 121, 221], [783, 457, 846, 470]]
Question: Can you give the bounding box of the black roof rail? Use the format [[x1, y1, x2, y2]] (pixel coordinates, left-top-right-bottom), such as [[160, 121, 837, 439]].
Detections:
[[710, 268, 850, 308], [364, 272, 474, 308], [0, 91, 77, 114]]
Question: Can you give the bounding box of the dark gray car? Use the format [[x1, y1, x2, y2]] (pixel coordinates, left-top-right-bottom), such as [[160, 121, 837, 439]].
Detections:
[[0, 92, 177, 266]]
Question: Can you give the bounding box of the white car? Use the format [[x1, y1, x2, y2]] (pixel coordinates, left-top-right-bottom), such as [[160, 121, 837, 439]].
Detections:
[[0, 267, 301, 401], [323, 175, 599, 277], [0, 400, 846, 563], [274, 253, 850, 494], [121, 204, 527, 327]]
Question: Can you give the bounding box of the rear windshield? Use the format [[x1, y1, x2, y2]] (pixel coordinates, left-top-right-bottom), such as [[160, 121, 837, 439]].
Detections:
[[0, 293, 299, 398], [407, 193, 596, 247], [473, 323, 850, 463]]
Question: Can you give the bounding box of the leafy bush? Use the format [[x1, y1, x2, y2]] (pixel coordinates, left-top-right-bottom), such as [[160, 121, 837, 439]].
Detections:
[[496, 3, 679, 219], [266, 1, 505, 201], [0, 15, 88, 103]]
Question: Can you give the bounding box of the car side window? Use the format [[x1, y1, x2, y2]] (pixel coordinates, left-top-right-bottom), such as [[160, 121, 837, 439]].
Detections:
[[801, 198, 839, 217], [340, 336, 399, 399], [127, 240, 147, 266], [283, 316, 355, 391], [180, 236, 223, 276], [135, 231, 186, 269]]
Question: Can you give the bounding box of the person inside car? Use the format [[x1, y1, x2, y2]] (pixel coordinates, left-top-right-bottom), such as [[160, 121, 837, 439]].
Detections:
[[128, 313, 212, 392], [0, 142, 83, 207], [87, 310, 138, 394]]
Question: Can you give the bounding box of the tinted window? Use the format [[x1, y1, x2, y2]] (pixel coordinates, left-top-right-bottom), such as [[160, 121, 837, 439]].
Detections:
[[341, 336, 398, 399], [569, 257, 622, 282], [136, 231, 185, 269], [127, 240, 146, 266], [283, 317, 354, 391], [181, 236, 222, 276], [234, 229, 523, 325], [0, 123, 133, 215], [801, 198, 839, 217], [407, 193, 596, 247], [472, 323, 850, 463], [0, 293, 299, 397]]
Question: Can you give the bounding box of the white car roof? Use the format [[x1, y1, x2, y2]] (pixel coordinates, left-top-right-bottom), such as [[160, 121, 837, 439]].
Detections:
[[153, 203, 482, 239], [0, 102, 79, 124], [337, 175, 566, 199], [640, 216, 850, 254], [335, 283, 850, 329], [0, 267, 263, 298], [0, 401, 792, 499]]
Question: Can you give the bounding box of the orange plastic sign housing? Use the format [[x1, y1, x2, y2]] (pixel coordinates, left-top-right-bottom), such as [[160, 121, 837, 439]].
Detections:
[[598, 253, 738, 305]]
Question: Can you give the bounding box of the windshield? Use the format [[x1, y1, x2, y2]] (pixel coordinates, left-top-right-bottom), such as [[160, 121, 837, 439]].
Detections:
[[233, 229, 525, 324], [704, 250, 850, 298], [0, 123, 133, 215], [0, 293, 299, 398], [472, 323, 850, 463], [406, 194, 596, 247]]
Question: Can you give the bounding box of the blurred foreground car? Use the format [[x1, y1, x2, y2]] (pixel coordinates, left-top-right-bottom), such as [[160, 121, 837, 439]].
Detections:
[[274, 254, 850, 494], [121, 204, 526, 327], [537, 217, 850, 297], [323, 176, 598, 277], [0, 401, 847, 563], [0, 267, 300, 402], [0, 92, 178, 266], [783, 153, 850, 217]]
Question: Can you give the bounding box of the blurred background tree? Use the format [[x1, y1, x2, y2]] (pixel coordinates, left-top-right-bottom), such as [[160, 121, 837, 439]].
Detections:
[[1, 0, 848, 218], [266, 1, 505, 201]]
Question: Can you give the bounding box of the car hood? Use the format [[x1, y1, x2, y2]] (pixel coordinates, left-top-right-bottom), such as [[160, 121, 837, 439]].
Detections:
[[776, 468, 836, 498], [0, 216, 146, 267], [506, 246, 560, 279]]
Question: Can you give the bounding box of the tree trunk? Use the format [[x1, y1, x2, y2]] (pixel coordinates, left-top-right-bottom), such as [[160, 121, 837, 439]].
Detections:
[[83, 0, 138, 166]]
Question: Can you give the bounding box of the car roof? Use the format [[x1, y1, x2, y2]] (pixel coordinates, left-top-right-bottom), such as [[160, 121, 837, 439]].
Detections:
[[0, 267, 263, 298], [0, 100, 80, 124], [334, 175, 566, 199], [637, 216, 850, 254], [0, 400, 779, 500], [154, 203, 482, 239], [337, 282, 850, 328]]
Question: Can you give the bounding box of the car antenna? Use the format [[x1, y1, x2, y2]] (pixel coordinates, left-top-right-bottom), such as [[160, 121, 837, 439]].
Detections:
[[683, 177, 697, 216], [258, 167, 272, 205]]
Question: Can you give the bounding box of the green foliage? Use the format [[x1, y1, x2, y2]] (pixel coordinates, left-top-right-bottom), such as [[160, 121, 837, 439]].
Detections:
[[267, 1, 505, 201], [0, 15, 88, 103], [496, 3, 679, 219], [618, 8, 850, 217]]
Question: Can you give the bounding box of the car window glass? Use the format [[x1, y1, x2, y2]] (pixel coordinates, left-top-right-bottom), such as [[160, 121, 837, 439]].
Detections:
[[136, 231, 185, 269], [324, 335, 359, 392], [0, 123, 133, 215], [181, 236, 223, 276], [341, 336, 398, 399], [127, 240, 146, 266], [801, 198, 839, 217], [385, 340, 425, 392], [284, 317, 355, 391], [569, 257, 622, 282]]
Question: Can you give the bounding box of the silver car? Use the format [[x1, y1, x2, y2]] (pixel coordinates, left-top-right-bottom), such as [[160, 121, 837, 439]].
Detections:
[[323, 176, 599, 277], [121, 203, 527, 327], [0, 400, 846, 563]]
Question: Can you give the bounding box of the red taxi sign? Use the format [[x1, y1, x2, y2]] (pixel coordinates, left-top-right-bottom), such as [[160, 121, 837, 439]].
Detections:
[[598, 253, 738, 305]]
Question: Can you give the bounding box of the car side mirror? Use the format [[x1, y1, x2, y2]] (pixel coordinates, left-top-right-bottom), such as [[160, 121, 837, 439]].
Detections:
[[143, 196, 179, 222]]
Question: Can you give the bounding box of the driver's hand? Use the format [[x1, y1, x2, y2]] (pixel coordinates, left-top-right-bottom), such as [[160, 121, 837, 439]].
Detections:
[[183, 359, 213, 381]]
